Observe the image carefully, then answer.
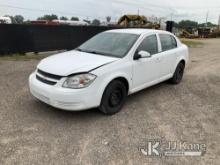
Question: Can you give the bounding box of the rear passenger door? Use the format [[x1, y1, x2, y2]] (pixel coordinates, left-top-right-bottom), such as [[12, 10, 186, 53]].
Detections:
[[158, 34, 178, 77]]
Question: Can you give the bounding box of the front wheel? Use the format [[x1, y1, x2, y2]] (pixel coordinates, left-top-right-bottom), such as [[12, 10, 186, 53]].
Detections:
[[170, 62, 185, 84], [99, 80, 127, 115]]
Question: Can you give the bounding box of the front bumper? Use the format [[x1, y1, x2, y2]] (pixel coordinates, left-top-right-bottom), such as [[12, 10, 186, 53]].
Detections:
[[29, 73, 100, 111]]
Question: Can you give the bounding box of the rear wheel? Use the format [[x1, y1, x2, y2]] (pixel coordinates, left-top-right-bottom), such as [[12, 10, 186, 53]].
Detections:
[[170, 62, 185, 84], [99, 80, 127, 115]]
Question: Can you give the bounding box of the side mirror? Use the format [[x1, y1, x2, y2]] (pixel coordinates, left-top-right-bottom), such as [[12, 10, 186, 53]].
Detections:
[[138, 51, 151, 58], [134, 50, 151, 60]]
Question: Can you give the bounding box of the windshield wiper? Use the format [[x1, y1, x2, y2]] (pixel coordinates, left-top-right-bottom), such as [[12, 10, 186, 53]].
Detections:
[[76, 48, 102, 55], [75, 48, 98, 54], [75, 48, 84, 52], [75, 48, 117, 58], [85, 50, 99, 54]]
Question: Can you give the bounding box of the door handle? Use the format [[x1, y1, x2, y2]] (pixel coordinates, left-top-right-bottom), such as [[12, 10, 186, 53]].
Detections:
[[155, 57, 161, 62]]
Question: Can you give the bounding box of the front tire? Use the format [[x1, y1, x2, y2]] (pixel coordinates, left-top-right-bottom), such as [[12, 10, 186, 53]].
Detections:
[[170, 62, 185, 84], [99, 80, 127, 115]]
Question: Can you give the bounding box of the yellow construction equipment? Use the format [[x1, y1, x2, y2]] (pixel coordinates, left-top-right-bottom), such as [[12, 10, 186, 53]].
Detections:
[[181, 29, 198, 38], [117, 14, 160, 29]]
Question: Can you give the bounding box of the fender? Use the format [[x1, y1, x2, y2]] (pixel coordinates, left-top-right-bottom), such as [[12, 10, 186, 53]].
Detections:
[[173, 57, 187, 75], [95, 72, 132, 104], [173, 46, 189, 74]]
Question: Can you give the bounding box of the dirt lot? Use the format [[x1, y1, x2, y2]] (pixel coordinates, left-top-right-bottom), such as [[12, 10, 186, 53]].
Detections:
[[0, 39, 220, 165]]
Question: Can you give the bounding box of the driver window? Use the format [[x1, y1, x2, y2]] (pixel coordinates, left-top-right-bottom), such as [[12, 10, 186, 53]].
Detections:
[[137, 35, 158, 55]]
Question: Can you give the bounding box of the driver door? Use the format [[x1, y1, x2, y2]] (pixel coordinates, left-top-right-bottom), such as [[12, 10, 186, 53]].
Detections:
[[132, 34, 162, 92]]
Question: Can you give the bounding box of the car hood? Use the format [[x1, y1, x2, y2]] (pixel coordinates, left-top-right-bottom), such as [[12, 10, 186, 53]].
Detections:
[[37, 50, 118, 76]]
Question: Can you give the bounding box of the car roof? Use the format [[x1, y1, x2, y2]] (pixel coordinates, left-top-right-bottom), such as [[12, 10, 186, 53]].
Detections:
[[105, 28, 170, 35]]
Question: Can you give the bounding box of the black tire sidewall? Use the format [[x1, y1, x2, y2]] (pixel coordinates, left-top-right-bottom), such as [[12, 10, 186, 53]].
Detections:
[[172, 62, 185, 84], [99, 80, 127, 115]]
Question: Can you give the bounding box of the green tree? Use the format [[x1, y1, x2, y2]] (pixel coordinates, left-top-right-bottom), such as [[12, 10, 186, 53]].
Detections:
[[198, 22, 217, 27], [60, 16, 68, 20], [92, 19, 101, 26], [106, 16, 111, 23], [14, 15, 24, 24], [24, 20, 31, 24], [71, 17, 79, 21], [37, 14, 58, 21], [173, 21, 179, 28], [178, 20, 198, 28]]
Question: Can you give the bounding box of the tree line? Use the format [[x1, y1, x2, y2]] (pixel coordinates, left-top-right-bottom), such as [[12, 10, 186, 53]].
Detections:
[[2, 14, 112, 26], [174, 20, 217, 28], [2, 14, 217, 27], [36, 14, 113, 26]]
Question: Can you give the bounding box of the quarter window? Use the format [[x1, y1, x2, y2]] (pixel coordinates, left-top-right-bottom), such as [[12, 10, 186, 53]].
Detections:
[[159, 34, 177, 51], [137, 35, 158, 55]]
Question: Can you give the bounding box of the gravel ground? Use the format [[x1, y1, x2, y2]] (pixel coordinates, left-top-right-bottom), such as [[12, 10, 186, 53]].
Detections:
[[0, 39, 220, 165]]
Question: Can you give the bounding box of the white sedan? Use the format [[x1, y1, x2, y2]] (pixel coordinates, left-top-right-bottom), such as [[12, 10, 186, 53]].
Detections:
[[29, 29, 189, 115]]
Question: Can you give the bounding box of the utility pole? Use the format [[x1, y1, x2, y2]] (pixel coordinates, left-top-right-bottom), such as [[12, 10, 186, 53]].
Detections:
[[218, 15, 220, 31], [205, 11, 209, 27], [171, 13, 173, 21], [138, 9, 140, 16]]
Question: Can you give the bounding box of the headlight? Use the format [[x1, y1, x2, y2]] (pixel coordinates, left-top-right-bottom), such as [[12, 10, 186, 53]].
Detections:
[[62, 73, 96, 89]]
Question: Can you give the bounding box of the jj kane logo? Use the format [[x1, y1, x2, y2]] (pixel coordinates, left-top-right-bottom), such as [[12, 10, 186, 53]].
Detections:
[[140, 140, 206, 157]]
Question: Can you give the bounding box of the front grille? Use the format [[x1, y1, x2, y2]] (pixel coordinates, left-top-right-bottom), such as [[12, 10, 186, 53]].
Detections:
[[37, 69, 62, 80], [36, 75, 57, 85]]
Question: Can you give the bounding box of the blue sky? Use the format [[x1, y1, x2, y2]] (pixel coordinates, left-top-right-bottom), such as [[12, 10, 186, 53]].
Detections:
[[0, 0, 220, 23]]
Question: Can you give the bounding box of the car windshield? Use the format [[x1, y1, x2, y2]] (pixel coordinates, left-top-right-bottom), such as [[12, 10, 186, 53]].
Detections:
[[76, 32, 139, 58]]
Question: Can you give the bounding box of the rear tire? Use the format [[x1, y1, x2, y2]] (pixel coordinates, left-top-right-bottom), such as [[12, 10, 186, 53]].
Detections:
[[170, 62, 185, 84], [99, 80, 127, 115]]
